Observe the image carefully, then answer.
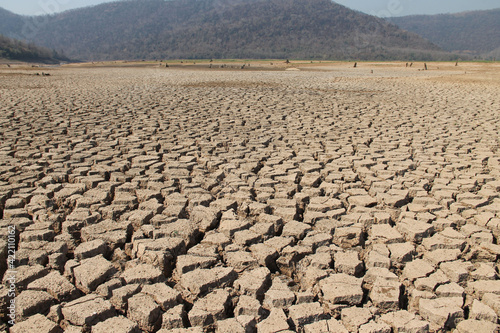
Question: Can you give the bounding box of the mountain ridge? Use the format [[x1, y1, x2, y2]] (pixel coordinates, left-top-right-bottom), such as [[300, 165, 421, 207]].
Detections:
[[388, 8, 500, 58], [0, 0, 458, 61]]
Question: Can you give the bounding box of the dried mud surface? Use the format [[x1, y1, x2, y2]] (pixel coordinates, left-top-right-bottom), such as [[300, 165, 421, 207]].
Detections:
[[1, 62, 500, 333]]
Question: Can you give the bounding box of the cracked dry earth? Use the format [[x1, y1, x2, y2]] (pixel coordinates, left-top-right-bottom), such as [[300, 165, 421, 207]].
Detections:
[[1, 64, 500, 333]]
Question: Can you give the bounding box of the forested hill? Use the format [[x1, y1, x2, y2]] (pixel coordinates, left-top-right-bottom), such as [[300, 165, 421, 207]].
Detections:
[[389, 8, 500, 59], [0, 34, 67, 63], [0, 0, 457, 61]]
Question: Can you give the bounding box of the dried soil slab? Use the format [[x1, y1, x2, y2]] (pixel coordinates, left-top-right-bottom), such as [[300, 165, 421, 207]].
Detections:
[[369, 224, 404, 244], [456, 320, 498, 333], [419, 297, 463, 330], [15, 290, 54, 320], [10, 314, 62, 333], [319, 273, 363, 306], [73, 255, 117, 293], [188, 289, 230, 327], [288, 302, 325, 328], [180, 267, 237, 296], [370, 277, 401, 312], [304, 319, 349, 333], [61, 294, 116, 327], [3, 61, 500, 333], [81, 219, 132, 249], [142, 283, 181, 311], [379, 310, 430, 332], [341, 306, 373, 332], [162, 304, 187, 330], [121, 263, 164, 285], [27, 271, 79, 301], [92, 316, 140, 333], [74, 239, 109, 260], [127, 292, 162, 332], [234, 267, 271, 298], [402, 259, 435, 281], [469, 280, 500, 298], [3, 264, 49, 289], [256, 308, 290, 332]]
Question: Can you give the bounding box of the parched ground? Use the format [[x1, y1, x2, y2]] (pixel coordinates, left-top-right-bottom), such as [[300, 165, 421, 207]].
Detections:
[[1, 62, 500, 333]]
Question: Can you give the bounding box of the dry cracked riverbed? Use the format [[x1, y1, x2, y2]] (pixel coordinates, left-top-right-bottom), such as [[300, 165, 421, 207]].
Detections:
[[0, 62, 500, 333]]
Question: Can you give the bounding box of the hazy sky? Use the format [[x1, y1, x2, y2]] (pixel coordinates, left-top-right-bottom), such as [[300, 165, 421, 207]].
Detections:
[[1, 0, 499, 17]]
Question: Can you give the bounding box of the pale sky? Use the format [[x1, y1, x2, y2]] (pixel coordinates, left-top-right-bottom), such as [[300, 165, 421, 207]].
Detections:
[[1, 0, 499, 17]]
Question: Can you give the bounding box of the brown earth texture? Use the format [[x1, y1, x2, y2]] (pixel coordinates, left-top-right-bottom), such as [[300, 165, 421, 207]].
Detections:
[[1, 60, 500, 332]]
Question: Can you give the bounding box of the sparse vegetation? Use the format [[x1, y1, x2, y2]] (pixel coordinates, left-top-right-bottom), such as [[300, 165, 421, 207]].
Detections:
[[0, 34, 68, 63]]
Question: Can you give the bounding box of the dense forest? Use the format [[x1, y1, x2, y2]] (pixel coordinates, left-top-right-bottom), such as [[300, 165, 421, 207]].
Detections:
[[0, 0, 458, 61], [389, 8, 500, 59], [0, 34, 67, 63]]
